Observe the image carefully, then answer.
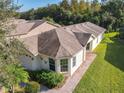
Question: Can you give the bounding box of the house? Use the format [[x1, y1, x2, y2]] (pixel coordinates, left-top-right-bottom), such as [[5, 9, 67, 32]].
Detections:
[[10, 19, 60, 38], [10, 19, 106, 76]]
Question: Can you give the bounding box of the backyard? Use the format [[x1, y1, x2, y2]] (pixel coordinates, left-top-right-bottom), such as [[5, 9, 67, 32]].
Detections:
[[74, 32, 124, 93]]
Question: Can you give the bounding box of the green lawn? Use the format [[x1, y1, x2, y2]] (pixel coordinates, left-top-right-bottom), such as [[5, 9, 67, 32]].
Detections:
[[74, 32, 124, 93]]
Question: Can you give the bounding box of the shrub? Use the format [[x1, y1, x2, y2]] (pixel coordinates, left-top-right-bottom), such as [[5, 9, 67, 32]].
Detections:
[[15, 86, 25, 93], [119, 32, 124, 39], [28, 70, 64, 88], [25, 81, 40, 93], [40, 71, 64, 88]]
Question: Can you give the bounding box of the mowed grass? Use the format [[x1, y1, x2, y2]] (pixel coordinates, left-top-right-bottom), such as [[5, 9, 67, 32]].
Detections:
[[73, 32, 124, 93]]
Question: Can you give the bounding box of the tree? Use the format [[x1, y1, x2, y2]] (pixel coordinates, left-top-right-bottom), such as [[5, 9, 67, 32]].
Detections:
[[79, 0, 87, 13], [71, 0, 79, 13], [43, 16, 55, 23], [0, 0, 29, 93], [101, 0, 108, 4], [91, 0, 101, 12], [19, 0, 124, 31], [20, 8, 35, 20], [0, 64, 29, 93], [60, 0, 70, 10], [100, 0, 124, 30]]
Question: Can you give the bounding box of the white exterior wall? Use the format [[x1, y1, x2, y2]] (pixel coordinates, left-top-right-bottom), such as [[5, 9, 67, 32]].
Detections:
[[91, 33, 103, 51], [20, 48, 85, 76], [55, 59, 61, 72], [19, 33, 103, 75], [83, 47, 86, 61], [20, 55, 49, 70], [69, 49, 84, 75], [36, 56, 49, 70], [20, 55, 33, 70], [54, 49, 85, 76]]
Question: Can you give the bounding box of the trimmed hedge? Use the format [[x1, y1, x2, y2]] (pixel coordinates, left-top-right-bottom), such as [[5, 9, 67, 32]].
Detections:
[[28, 70, 64, 88], [25, 81, 40, 93]]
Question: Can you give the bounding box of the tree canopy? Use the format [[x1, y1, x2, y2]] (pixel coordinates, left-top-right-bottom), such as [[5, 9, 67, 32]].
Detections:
[[0, 0, 29, 93], [19, 0, 124, 31]]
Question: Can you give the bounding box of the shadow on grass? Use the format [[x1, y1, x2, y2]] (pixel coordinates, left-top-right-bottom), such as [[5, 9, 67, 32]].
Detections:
[[105, 38, 124, 71]]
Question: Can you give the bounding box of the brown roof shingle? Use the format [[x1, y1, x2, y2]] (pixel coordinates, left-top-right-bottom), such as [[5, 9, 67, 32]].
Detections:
[[20, 35, 38, 56], [19, 21, 106, 58], [10, 20, 46, 36], [38, 28, 83, 59], [74, 32, 91, 46], [65, 22, 106, 37]]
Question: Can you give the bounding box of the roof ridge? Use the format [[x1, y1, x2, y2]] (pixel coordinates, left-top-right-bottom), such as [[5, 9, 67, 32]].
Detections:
[[37, 30, 60, 58], [85, 22, 106, 32], [51, 30, 61, 58], [55, 28, 76, 57], [82, 23, 97, 33], [74, 24, 88, 33], [46, 21, 61, 27], [55, 45, 72, 58], [29, 20, 46, 31]]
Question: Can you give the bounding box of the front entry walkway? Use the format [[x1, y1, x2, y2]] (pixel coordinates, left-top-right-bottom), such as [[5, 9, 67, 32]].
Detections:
[[41, 52, 96, 93]]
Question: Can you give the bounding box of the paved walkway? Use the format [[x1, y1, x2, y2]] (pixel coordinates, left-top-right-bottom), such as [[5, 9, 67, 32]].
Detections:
[[41, 52, 96, 93]]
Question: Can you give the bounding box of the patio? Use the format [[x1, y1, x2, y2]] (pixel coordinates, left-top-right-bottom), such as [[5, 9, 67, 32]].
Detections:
[[41, 52, 96, 93]]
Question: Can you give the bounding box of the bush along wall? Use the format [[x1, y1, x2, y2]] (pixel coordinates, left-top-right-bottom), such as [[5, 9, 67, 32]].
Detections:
[[25, 81, 40, 93], [28, 70, 64, 88]]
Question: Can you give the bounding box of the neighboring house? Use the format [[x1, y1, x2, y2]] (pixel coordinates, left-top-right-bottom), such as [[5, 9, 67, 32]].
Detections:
[[10, 19, 106, 76], [10, 19, 60, 38]]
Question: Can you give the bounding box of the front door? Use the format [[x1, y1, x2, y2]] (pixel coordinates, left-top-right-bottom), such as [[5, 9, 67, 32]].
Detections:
[[49, 58, 55, 71]]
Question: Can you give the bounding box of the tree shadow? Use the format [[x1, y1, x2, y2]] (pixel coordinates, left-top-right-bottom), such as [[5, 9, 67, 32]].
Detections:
[[104, 38, 124, 71]]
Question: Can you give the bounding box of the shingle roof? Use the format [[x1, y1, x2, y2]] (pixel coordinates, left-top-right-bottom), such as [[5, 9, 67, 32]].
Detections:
[[21, 28, 83, 58], [73, 32, 92, 46], [66, 22, 106, 37], [19, 21, 106, 58], [10, 20, 46, 36], [20, 21, 57, 38], [38, 28, 83, 59], [20, 35, 38, 56]]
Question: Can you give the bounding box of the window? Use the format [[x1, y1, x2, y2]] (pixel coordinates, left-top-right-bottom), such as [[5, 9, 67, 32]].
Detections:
[[60, 59, 68, 72], [73, 57, 76, 67], [86, 43, 90, 50], [49, 58, 55, 71]]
